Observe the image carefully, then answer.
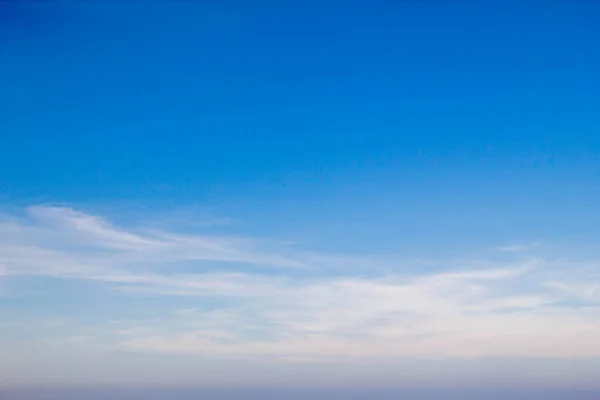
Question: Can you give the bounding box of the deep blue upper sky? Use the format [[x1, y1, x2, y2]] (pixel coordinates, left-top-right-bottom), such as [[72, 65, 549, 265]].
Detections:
[[2, 1, 600, 254]]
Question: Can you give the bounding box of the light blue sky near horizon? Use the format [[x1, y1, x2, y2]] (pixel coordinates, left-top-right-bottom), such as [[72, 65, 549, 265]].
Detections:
[[1, 0, 600, 392]]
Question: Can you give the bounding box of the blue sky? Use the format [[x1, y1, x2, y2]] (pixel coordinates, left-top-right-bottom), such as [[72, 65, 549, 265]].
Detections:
[[1, 0, 600, 393]]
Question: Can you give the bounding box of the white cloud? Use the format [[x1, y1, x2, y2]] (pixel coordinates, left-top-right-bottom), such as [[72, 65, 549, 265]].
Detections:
[[0, 206, 599, 362], [497, 244, 533, 252], [0, 205, 304, 278], [545, 281, 600, 301]]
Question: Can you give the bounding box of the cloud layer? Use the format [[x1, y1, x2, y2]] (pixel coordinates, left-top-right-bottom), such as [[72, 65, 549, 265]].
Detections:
[[1, 206, 599, 363]]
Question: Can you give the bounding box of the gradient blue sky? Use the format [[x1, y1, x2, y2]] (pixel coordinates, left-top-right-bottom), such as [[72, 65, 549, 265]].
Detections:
[[1, 0, 600, 394]]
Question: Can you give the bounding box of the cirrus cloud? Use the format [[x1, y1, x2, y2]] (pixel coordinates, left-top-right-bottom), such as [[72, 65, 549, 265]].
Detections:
[[0, 206, 599, 362]]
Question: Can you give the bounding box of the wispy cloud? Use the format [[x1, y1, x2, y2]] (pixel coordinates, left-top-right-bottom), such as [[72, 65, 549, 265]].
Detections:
[[0, 205, 305, 278], [117, 270, 600, 360], [0, 206, 599, 362], [497, 243, 534, 252]]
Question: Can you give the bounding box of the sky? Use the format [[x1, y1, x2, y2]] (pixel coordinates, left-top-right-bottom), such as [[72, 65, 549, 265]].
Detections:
[[1, 0, 600, 397]]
